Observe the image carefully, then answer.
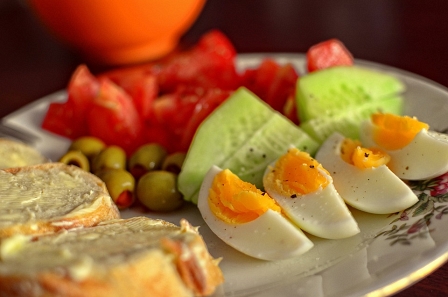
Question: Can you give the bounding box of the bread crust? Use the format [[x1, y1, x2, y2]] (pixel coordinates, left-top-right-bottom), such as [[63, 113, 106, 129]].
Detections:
[[0, 252, 194, 297], [0, 148, 223, 296], [0, 163, 120, 239], [0, 217, 223, 297]]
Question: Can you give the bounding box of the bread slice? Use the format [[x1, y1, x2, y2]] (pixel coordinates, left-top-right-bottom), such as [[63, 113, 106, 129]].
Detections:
[[0, 216, 223, 297], [0, 138, 49, 169], [0, 163, 120, 239]]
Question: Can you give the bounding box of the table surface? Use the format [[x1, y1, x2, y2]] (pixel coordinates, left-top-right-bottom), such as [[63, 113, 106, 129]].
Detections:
[[1, 1, 448, 296]]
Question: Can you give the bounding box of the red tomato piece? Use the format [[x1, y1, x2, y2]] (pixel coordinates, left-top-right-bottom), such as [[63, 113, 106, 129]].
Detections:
[[42, 64, 100, 139], [197, 29, 237, 61], [151, 93, 190, 134], [143, 123, 172, 152], [157, 30, 241, 93], [88, 78, 144, 155], [282, 94, 299, 125], [306, 39, 354, 72], [151, 94, 177, 124], [41, 101, 86, 139], [146, 93, 180, 150], [115, 73, 158, 121], [99, 65, 158, 121], [150, 91, 199, 152], [241, 59, 299, 120], [266, 63, 299, 123], [99, 63, 155, 84], [242, 59, 278, 98], [150, 87, 231, 153], [67, 64, 100, 108], [179, 88, 232, 152]]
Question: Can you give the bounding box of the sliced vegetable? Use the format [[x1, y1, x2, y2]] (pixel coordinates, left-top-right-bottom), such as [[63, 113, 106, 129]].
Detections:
[[178, 87, 319, 204], [241, 59, 299, 121], [296, 66, 405, 122], [306, 39, 354, 72], [42, 65, 99, 139], [157, 30, 241, 93], [88, 78, 144, 155]]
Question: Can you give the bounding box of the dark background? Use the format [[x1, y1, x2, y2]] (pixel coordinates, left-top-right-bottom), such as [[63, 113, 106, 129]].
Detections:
[[1, 1, 448, 295]]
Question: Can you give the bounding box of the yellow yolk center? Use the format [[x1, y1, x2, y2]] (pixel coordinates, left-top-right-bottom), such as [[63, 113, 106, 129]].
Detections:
[[340, 138, 391, 168], [371, 113, 429, 150], [265, 148, 329, 197], [208, 169, 281, 224]]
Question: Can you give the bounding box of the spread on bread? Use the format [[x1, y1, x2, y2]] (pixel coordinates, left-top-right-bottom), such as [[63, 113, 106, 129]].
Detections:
[[0, 138, 49, 169], [0, 217, 223, 297], [0, 163, 120, 238], [0, 143, 223, 296]]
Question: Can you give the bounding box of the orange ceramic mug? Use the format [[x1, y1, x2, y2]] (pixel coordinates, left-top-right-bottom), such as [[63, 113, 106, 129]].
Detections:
[[28, 0, 206, 65]]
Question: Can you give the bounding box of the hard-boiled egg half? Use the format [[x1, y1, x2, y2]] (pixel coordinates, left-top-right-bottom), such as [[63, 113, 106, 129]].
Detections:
[[360, 113, 448, 180], [263, 147, 360, 239], [315, 132, 418, 214], [198, 165, 314, 261]]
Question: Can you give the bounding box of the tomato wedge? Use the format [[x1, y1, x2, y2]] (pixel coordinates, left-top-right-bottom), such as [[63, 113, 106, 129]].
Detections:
[[88, 78, 144, 155], [157, 30, 241, 93], [41, 101, 83, 139], [241, 59, 299, 123], [68, 64, 100, 108], [43, 32, 358, 156], [306, 39, 354, 72], [180, 88, 232, 152], [42, 64, 99, 139], [99, 66, 158, 121], [150, 87, 231, 153], [283, 94, 299, 125]]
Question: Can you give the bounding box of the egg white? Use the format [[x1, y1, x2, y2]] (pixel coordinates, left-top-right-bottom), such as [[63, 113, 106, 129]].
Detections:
[[315, 132, 419, 214], [262, 160, 360, 240], [360, 120, 448, 180], [197, 165, 314, 261]]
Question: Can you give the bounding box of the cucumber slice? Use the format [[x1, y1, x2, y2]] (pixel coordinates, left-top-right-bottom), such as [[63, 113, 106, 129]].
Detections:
[[178, 87, 319, 204], [296, 66, 405, 122], [300, 96, 403, 143]]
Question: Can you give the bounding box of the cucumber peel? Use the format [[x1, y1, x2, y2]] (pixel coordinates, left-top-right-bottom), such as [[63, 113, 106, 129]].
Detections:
[[178, 87, 319, 204], [296, 66, 405, 143], [297, 66, 405, 121], [301, 96, 403, 143]]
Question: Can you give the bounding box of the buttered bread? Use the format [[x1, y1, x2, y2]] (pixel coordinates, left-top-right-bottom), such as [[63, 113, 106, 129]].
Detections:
[[0, 217, 223, 297], [0, 163, 120, 238], [0, 138, 49, 169]]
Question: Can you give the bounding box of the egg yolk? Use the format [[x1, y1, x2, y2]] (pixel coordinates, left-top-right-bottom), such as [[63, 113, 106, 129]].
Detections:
[[208, 169, 281, 224], [264, 148, 329, 197], [340, 138, 362, 164], [340, 138, 391, 168], [371, 113, 429, 150]]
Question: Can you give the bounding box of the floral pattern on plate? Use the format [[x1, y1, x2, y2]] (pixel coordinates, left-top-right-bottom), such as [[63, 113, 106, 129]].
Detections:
[[376, 172, 448, 246]]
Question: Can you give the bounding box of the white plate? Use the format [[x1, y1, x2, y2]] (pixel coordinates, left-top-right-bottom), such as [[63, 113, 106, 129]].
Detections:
[[3, 54, 448, 297]]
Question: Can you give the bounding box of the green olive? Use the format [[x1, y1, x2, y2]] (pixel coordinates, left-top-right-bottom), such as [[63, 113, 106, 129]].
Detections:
[[136, 171, 183, 212], [91, 145, 126, 173], [69, 136, 106, 160], [161, 152, 186, 174], [58, 150, 90, 171], [128, 144, 168, 179], [96, 169, 135, 209]]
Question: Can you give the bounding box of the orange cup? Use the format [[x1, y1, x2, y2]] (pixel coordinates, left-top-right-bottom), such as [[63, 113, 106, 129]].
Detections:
[[28, 0, 206, 65]]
